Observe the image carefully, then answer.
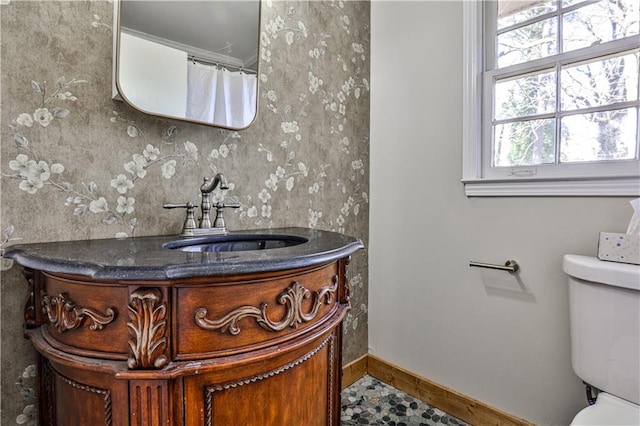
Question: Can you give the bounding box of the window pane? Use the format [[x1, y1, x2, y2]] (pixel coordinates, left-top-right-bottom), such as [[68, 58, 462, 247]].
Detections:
[[497, 0, 556, 30], [495, 70, 557, 119], [563, 0, 640, 52], [561, 51, 640, 111], [561, 108, 638, 162], [498, 17, 557, 67], [494, 119, 556, 166]]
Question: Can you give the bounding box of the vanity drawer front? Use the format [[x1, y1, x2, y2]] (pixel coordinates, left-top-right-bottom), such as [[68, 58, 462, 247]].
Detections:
[[41, 274, 129, 357], [175, 262, 340, 358]]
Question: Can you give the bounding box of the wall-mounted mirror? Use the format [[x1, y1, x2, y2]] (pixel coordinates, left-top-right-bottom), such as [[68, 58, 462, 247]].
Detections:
[[113, 0, 260, 130]]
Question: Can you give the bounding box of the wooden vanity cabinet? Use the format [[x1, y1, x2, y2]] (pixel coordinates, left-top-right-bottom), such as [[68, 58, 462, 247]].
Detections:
[[21, 258, 352, 426]]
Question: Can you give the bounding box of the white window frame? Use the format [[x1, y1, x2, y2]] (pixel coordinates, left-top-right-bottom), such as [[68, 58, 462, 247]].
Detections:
[[462, 0, 640, 197]]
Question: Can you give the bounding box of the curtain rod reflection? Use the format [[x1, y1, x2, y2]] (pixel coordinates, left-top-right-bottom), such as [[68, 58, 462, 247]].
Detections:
[[188, 55, 257, 75]]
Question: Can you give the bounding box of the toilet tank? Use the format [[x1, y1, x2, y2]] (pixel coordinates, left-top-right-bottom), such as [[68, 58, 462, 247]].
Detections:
[[563, 255, 640, 405]]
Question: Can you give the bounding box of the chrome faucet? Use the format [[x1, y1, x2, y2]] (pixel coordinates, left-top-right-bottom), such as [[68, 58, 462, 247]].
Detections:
[[163, 173, 239, 237]]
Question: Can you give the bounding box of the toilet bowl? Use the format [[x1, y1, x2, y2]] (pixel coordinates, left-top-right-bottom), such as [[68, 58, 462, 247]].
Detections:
[[571, 393, 640, 426], [563, 255, 640, 426]]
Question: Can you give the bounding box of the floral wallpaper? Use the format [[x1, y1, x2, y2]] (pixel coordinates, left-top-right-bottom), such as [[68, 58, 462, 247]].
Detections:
[[0, 0, 370, 423]]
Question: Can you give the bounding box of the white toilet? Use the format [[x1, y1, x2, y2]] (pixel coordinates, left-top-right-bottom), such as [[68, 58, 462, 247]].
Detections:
[[563, 255, 640, 426]]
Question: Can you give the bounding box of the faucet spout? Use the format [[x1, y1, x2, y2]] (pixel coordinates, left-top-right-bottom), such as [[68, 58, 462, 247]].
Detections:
[[200, 173, 229, 193], [199, 173, 229, 229]]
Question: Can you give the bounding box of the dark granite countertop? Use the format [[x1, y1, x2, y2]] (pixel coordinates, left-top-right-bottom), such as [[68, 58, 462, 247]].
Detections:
[[4, 227, 364, 281]]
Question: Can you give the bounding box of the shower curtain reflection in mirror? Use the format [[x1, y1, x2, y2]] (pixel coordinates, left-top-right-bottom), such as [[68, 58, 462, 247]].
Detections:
[[186, 62, 257, 128]]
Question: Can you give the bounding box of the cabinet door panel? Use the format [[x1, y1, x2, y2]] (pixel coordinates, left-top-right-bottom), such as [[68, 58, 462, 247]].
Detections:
[[184, 331, 339, 426], [43, 359, 130, 426]]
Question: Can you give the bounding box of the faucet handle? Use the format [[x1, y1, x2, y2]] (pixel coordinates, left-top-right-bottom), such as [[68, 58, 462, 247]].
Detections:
[[212, 202, 240, 229], [215, 202, 241, 209], [163, 202, 198, 235], [163, 202, 195, 210]]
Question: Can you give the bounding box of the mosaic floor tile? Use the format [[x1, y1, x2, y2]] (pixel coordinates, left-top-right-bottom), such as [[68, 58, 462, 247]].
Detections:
[[341, 375, 470, 426]]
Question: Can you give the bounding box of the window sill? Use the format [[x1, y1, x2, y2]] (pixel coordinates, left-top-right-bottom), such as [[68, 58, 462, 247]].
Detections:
[[462, 177, 640, 197]]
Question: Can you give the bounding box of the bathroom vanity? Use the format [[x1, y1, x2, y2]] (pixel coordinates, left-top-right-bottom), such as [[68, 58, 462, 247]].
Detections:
[[5, 227, 363, 426]]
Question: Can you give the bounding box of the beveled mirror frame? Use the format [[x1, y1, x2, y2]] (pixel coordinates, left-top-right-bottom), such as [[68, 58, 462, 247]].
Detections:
[[112, 0, 261, 130]]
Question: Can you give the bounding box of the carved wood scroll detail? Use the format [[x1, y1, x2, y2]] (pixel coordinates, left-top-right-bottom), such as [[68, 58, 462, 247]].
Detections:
[[195, 277, 338, 335], [127, 288, 168, 369], [22, 268, 37, 329], [41, 292, 116, 333], [342, 255, 352, 306]]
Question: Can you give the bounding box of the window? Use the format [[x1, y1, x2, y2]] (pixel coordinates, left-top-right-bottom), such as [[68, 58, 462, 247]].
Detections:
[[463, 0, 640, 196]]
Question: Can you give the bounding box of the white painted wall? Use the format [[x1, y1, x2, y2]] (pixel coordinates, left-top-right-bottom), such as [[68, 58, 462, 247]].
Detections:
[[369, 2, 636, 425], [118, 32, 187, 118]]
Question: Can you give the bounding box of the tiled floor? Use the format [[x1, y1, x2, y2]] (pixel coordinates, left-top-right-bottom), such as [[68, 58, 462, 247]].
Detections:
[[341, 375, 470, 426]]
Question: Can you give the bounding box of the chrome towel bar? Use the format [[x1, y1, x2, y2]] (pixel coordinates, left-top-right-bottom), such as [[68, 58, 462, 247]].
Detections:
[[469, 259, 520, 274]]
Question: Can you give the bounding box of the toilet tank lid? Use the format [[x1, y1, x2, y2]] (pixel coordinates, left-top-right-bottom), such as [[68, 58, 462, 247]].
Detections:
[[563, 255, 640, 291]]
